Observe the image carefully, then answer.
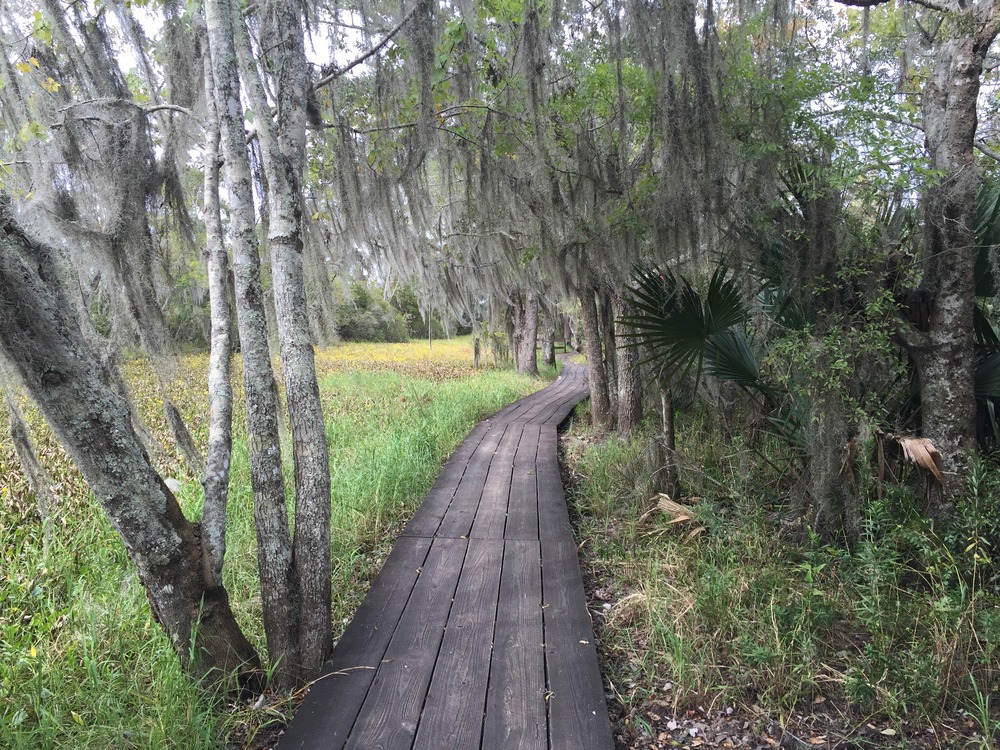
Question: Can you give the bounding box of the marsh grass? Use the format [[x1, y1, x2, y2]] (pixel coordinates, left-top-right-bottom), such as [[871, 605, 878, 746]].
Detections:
[[565, 406, 1000, 734], [0, 337, 539, 749]]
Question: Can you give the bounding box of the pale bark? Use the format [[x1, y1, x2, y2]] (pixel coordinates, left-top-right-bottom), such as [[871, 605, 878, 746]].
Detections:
[[659, 387, 680, 500], [233, 0, 332, 678], [614, 295, 643, 437], [205, 0, 300, 684], [513, 289, 540, 376], [200, 50, 233, 589], [910, 13, 999, 507], [579, 285, 612, 427], [506, 309, 517, 369], [564, 315, 575, 349], [542, 322, 556, 368], [0, 199, 259, 680]]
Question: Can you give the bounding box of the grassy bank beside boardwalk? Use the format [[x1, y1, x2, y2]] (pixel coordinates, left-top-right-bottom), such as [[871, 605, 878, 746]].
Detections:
[[0, 338, 540, 749]]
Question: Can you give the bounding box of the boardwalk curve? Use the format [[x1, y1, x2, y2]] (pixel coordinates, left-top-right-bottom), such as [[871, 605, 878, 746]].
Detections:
[[279, 360, 613, 750]]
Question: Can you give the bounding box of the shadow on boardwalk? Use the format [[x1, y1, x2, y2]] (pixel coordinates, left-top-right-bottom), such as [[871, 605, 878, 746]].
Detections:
[[279, 359, 613, 750]]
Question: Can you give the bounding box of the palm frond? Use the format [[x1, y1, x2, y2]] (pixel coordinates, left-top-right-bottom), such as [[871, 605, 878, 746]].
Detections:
[[975, 178, 1000, 297], [620, 266, 748, 387], [975, 352, 1000, 401]]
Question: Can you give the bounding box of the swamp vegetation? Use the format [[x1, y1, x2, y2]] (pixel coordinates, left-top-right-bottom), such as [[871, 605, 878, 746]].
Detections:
[[1, 340, 542, 748], [1, 0, 1000, 745]]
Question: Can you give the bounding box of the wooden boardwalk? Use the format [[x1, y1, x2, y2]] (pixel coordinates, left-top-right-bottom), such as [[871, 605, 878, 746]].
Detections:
[[279, 360, 613, 750]]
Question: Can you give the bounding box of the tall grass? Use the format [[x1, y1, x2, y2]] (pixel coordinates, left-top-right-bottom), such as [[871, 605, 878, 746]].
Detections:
[[0, 338, 539, 749], [565, 406, 1000, 734]]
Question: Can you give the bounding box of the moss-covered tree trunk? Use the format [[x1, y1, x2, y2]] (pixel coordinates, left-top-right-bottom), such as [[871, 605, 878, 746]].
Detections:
[[205, 0, 300, 687], [513, 288, 540, 377], [912, 14, 998, 508], [541, 306, 556, 368], [0, 200, 259, 681], [614, 294, 642, 437], [231, 0, 332, 680], [580, 285, 612, 427]]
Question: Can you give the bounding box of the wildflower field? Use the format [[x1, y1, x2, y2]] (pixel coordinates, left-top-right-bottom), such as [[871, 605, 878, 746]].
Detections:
[[0, 337, 541, 749]]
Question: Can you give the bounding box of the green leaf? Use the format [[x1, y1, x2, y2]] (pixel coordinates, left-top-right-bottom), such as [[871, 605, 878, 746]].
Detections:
[[975, 353, 1000, 401], [620, 266, 748, 391]]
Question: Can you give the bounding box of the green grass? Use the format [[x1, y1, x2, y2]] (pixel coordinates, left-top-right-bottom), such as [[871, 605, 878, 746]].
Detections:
[[0, 340, 540, 749], [565, 407, 1000, 732]]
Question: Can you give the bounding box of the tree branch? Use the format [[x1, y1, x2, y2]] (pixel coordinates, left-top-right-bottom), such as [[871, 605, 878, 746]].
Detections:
[[313, 6, 419, 91], [143, 103, 198, 119], [835, 0, 956, 12], [976, 140, 1000, 162]]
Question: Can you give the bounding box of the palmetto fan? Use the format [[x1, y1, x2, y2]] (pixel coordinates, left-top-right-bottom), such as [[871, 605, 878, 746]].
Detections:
[[619, 266, 765, 398]]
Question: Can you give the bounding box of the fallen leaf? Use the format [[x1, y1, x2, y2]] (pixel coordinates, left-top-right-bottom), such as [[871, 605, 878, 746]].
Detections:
[[656, 494, 697, 523], [895, 436, 944, 484]]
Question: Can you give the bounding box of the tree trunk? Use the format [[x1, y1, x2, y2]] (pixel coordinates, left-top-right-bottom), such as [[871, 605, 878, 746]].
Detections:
[[513, 289, 540, 377], [579, 285, 612, 427], [68, 273, 170, 467], [4, 390, 57, 531], [0, 199, 259, 681], [200, 50, 234, 589], [659, 386, 680, 500], [541, 311, 556, 368], [912, 20, 997, 509], [506, 307, 518, 370], [205, 0, 300, 687], [233, 0, 332, 679], [614, 295, 643, 437], [599, 291, 619, 421]]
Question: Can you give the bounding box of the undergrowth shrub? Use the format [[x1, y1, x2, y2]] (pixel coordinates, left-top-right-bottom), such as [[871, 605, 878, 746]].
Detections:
[[566, 406, 1000, 727]]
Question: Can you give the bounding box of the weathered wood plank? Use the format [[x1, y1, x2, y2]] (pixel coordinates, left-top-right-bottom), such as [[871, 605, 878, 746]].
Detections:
[[403, 421, 492, 537], [345, 537, 468, 750], [536, 426, 574, 543], [513, 424, 540, 466], [505, 467, 538, 541], [433, 436, 500, 538], [277, 536, 433, 750], [469, 425, 520, 539], [426, 425, 505, 539], [513, 378, 577, 424], [482, 540, 547, 750], [537, 378, 588, 425], [412, 538, 504, 749], [542, 538, 614, 750]]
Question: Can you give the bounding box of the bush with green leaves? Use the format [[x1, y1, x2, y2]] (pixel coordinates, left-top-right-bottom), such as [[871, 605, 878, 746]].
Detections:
[[337, 281, 409, 343]]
